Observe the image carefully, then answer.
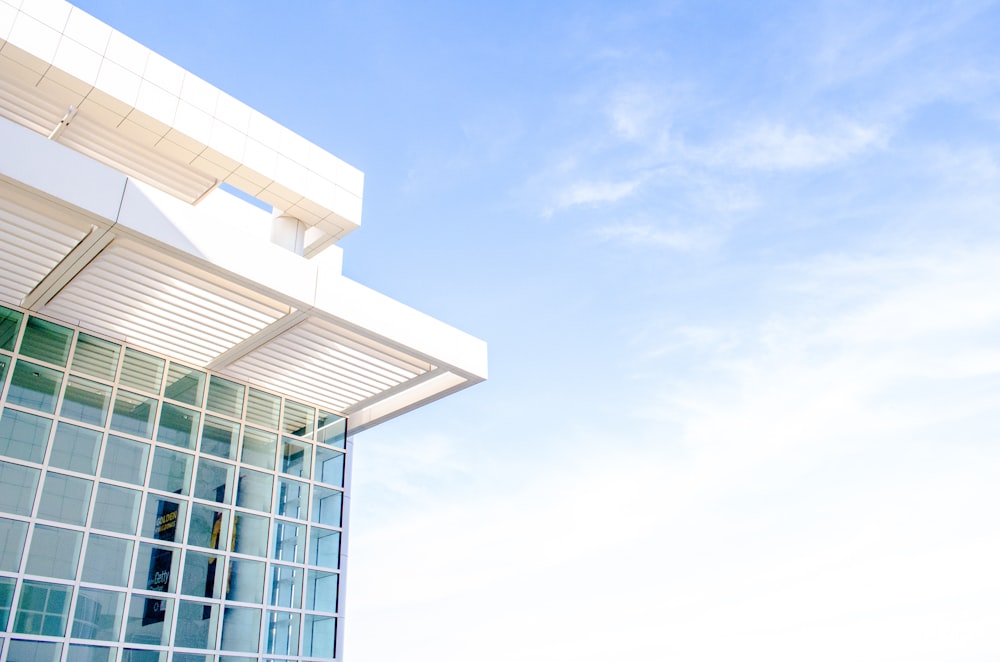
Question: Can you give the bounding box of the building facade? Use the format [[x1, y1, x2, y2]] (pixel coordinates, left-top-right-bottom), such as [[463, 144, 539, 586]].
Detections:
[[0, 2, 487, 661]]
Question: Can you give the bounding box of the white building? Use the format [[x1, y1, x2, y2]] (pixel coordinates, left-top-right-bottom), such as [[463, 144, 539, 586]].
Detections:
[[0, 2, 487, 661]]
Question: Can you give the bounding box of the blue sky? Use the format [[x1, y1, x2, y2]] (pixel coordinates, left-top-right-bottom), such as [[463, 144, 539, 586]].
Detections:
[[75, 1, 1000, 660]]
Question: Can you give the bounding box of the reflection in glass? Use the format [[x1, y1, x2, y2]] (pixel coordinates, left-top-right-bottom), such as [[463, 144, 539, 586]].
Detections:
[[315, 446, 345, 487], [121, 649, 168, 662], [67, 644, 116, 662], [282, 400, 314, 437], [7, 360, 63, 414], [0, 304, 23, 351], [133, 543, 179, 594], [164, 362, 205, 406], [307, 570, 339, 613], [0, 516, 28, 571], [272, 520, 306, 564], [82, 534, 133, 587], [226, 558, 265, 604], [194, 457, 234, 504], [124, 593, 173, 645], [26, 525, 83, 579], [241, 427, 277, 470], [50, 422, 101, 474], [266, 609, 300, 656], [20, 316, 72, 366], [246, 388, 280, 429], [302, 614, 337, 658], [268, 564, 302, 608], [14, 580, 72, 636], [37, 472, 93, 525], [181, 550, 224, 599], [141, 498, 186, 542], [189, 504, 228, 550], [0, 575, 14, 630], [0, 406, 52, 462], [7, 639, 63, 662], [71, 333, 121, 381], [176, 600, 219, 649], [207, 376, 244, 418], [157, 402, 200, 449], [60, 376, 112, 426], [110, 391, 157, 439], [0, 460, 40, 515], [91, 483, 141, 534], [72, 588, 125, 641], [120, 348, 165, 395], [232, 512, 269, 557], [312, 486, 342, 528], [280, 437, 311, 479], [316, 411, 346, 448], [236, 468, 273, 512], [200, 415, 240, 460], [101, 435, 149, 485], [220, 606, 261, 653], [149, 447, 193, 495], [276, 476, 307, 519], [309, 527, 341, 569]]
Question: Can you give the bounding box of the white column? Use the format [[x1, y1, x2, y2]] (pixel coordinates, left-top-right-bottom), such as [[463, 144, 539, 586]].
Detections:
[[271, 213, 306, 255]]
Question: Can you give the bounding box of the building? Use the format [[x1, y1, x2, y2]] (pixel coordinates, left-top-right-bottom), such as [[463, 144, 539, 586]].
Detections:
[[0, 2, 487, 661]]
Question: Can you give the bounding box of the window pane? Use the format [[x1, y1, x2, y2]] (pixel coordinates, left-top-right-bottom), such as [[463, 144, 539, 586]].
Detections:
[[314, 446, 345, 487], [200, 415, 239, 460], [176, 600, 220, 649], [67, 644, 116, 662], [81, 534, 133, 587], [276, 476, 307, 519], [133, 544, 179, 594], [164, 363, 205, 406], [235, 468, 272, 512], [0, 353, 8, 395], [0, 460, 40, 516], [7, 639, 63, 662], [241, 427, 276, 470], [60, 376, 112, 427], [226, 559, 265, 604], [220, 607, 261, 653], [188, 504, 228, 550], [119, 348, 164, 395], [0, 305, 23, 351], [91, 484, 141, 535], [266, 609, 299, 656], [14, 580, 71, 636], [307, 570, 339, 613], [49, 423, 101, 475], [268, 564, 302, 609], [71, 334, 120, 382], [279, 438, 311, 479], [124, 594, 173, 645], [155, 402, 199, 449], [232, 512, 268, 557], [206, 376, 244, 418], [7, 360, 63, 414], [26, 525, 82, 579], [245, 388, 279, 429], [282, 400, 314, 437], [101, 435, 149, 485], [193, 457, 234, 504], [302, 614, 336, 658], [316, 412, 346, 448], [0, 517, 28, 572], [0, 407, 52, 463], [72, 588, 125, 641], [110, 391, 156, 439], [311, 486, 342, 528], [149, 447, 193, 495], [141, 498, 186, 542], [37, 472, 92, 525], [272, 520, 305, 564], [122, 649, 167, 662], [20, 317, 72, 367], [0, 575, 14, 630], [181, 551, 224, 599], [309, 528, 340, 569]]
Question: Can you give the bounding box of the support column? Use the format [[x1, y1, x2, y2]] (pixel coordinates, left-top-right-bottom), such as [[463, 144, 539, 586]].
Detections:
[[271, 213, 306, 255]]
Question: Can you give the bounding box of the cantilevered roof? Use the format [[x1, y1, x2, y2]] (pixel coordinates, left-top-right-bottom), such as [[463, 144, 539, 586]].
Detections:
[[0, 0, 362, 256]]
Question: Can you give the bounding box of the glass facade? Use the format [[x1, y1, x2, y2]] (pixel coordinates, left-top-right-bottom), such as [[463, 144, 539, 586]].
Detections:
[[0, 305, 348, 662]]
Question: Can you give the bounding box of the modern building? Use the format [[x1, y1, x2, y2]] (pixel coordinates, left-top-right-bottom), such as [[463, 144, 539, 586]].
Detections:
[[0, 2, 487, 661]]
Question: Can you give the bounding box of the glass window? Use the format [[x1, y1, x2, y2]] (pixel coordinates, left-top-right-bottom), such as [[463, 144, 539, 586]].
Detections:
[[164, 363, 205, 406], [0, 305, 23, 351], [71, 588, 125, 641], [302, 614, 336, 659], [312, 486, 342, 528], [13, 580, 71, 636], [60, 376, 112, 427], [235, 468, 272, 512], [119, 348, 164, 395], [81, 534, 133, 587], [49, 423, 101, 475], [71, 334, 120, 381], [266, 610, 299, 656], [141, 498, 186, 543], [1, 575, 14, 630], [268, 564, 302, 609], [7, 360, 63, 414], [91, 484, 141, 535], [26, 525, 82, 579], [133, 543, 179, 594], [194, 457, 234, 504], [309, 528, 341, 569], [226, 559, 265, 604], [246, 388, 280, 429], [188, 504, 229, 551], [316, 411, 346, 448], [232, 512, 269, 557], [149, 447, 193, 495], [181, 551, 224, 599], [175, 600, 219, 649], [280, 437, 311, 479], [0, 353, 8, 395], [172, 655, 210, 662], [307, 570, 339, 613], [122, 650, 167, 662], [314, 446, 345, 487], [282, 400, 314, 437], [101, 435, 149, 485], [0, 461, 40, 516], [20, 317, 72, 367], [37, 472, 92, 525], [124, 594, 173, 645], [7, 639, 63, 662], [272, 520, 306, 564], [220, 606, 261, 653], [200, 415, 240, 460], [276, 476, 308, 519], [206, 376, 244, 418], [109, 391, 156, 439], [157, 402, 200, 450], [241, 427, 276, 470], [0, 517, 28, 572], [0, 407, 52, 463], [66, 644, 116, 662]]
